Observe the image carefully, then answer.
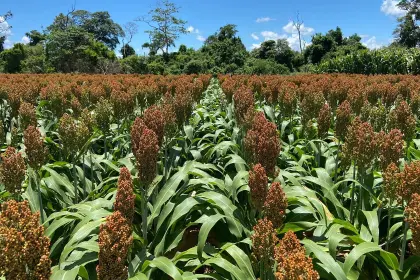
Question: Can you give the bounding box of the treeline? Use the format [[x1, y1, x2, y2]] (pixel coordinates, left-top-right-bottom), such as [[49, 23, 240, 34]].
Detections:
[[1, 0, 420, 75]]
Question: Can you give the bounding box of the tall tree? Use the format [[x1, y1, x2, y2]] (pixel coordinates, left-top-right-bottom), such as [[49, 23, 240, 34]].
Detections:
[[394, 1, 420, 47], [25, 30, 46, 46], [137, 0, 188, 56], [293, 13, 304, 53], [121, 22, 138, 58], [47, 9, 124, 50], [202, 24, 248, 72], [394, 14, 419, 47]]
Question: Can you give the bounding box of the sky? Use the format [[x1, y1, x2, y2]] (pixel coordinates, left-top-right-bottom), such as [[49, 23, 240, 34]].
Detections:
[[0, 0, 408, 53]]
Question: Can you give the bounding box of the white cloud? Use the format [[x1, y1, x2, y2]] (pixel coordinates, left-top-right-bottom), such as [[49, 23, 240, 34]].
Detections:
[[197, 35, 206, 42], [282, 21, 314, 36], [4, 39, 13, 49], [0, 16, 11, 37], [21, 36, 30, 45], [187, 26, 200, 34], [260, 31, 286, 41], [362, 36, 383, 49], [256, 17, 275, 23], [251, 43, 261, 50], [381, 0, 406, 17], [251, 33, 259, 40]]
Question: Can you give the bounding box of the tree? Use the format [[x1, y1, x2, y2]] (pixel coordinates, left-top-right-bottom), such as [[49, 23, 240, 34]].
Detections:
[[137, 0, 188, 56], [394, 14, 419, 47], [293, 13, 304, 53], [120, 44, 136, 58], [45, 26, 115, 73], [25, 30, 46, 46], [47, 9, 124, 50], [0, 36, 5, 53], [202, 24, 248, 72], [81, 11, 124, 50], [1, 43, 25, 73], [121, 22, 138, 58]]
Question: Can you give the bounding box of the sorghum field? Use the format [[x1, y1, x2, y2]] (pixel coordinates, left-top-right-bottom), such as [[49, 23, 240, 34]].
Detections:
[[1, 73, 420, 280]]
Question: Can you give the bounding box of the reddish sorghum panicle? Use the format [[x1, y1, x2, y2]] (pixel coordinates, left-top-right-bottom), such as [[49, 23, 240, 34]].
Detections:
[[0, 200, 51, 280], [130, 117, 147, 156], [274, 231, 319, 280], [97, 211, 133, 280], [342, 117, 378, 169], [251, 217, 279, 269], [19, 102, 37, 129], [300, 90, 325, 127], [317, 103, 331, 139], [233, 86, 255, 126], [264, 182, 287, 229], [71, 97, 82, 118], [335, 100, 352, 142], [0, 147, 26, 195], [378, 129, 404, 172], [406, 193, 420, 256], [397, 161, 420, 204], [383, 163, 400, 203], [114, 167, 135, 225], [111, 90, 135, 122], [244, 112, 281, 177], [24, 126, 48, 170], [134, 128, 159, 185], [143, 105, 165, 145], [388, 100, 416, 143], [248, 164, 268, 212], [80, 108, 96, 133]]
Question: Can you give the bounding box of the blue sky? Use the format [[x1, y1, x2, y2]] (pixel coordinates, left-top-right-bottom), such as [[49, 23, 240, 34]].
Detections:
[[1, 0, 406, 53]]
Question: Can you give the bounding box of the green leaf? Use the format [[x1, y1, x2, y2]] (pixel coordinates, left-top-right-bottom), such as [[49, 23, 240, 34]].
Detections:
[[50, 265, 79, 280], [148, 256, 183, 280], [343, 242, 382, 274], [301, 239, 347, 280], [198, 191, 243, 238], [197, 214, 225, 261], [362, 210, 379, 244], [129, 272, 149, 280]]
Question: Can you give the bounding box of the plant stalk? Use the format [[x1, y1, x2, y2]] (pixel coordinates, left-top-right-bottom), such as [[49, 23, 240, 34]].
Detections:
[[399, 219, 409, 270]]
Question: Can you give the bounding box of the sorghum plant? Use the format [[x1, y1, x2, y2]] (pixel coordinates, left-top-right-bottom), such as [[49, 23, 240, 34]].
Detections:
[[114, 167, 135, 225], [0, 146, 26, 196]]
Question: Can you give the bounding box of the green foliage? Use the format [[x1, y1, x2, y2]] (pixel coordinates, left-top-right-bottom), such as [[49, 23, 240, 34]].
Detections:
[[120, 43, 136, 58], [202, 24, 248, 72], [120, 55, 149, 74], [45, 26, 115, 73], [184, 59, 203, 74], [316, 46, 420, 74], [21, 44, 46, 73], [244, 58, 290, 75], [305, 27, 366, 64], [47, 10, 123, 50], [147, 60, 165, 74], [0, 43, 25, 73], [25, 30, 46, 46]]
